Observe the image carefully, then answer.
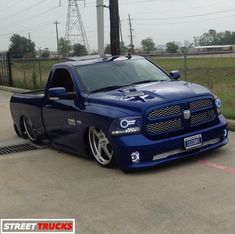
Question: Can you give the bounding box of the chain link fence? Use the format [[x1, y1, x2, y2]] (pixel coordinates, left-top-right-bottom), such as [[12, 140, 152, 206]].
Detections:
[[11, 58, 66, 90], [7, 52, 235, 119], [0, 52, 12, 86]]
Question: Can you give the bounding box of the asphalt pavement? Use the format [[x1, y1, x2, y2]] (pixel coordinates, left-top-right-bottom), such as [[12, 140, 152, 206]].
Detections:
[[0, 90, 235, 234]]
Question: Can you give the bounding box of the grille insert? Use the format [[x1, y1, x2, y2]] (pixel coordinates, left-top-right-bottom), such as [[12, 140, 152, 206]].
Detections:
[[148, 105, 181, 120], [146, 119, 182, 135], [145, 98, 216, 137], [190, 99, 213, 111], [191, 110, 216, 126], [0, 143, 39, 155]]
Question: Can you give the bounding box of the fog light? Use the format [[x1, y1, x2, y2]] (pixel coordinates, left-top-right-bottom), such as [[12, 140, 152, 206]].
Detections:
[[131, 152, 140, 164], [224, 129, 228, 138]]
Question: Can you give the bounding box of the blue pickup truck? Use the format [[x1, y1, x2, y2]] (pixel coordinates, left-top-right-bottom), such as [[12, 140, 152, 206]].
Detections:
[[10, 55, 228, 170]]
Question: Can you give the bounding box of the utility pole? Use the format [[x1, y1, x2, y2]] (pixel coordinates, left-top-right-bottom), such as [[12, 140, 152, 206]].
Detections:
[[128, 14, 134, 54], [184, 42, 193, 81], [119, 17, 123, 44], [97, 0, 104, 56], [28, 32, 31, 41], [109, 0, 120, 55], [54, 21, 60, 56]]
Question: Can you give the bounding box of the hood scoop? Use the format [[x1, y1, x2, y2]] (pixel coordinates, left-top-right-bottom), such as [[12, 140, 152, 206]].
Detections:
[[120, 88, 154, 102]]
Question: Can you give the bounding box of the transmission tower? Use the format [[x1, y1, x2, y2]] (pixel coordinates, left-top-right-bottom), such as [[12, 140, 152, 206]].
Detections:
[[65, 0, 90, 55]]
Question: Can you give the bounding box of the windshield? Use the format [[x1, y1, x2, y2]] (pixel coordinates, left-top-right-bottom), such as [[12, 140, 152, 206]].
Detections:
[[76, 58, 171, 93]]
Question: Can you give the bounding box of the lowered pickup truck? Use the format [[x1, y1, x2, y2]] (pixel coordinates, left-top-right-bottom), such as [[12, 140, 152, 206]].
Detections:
[[10, 55, 228, 170]]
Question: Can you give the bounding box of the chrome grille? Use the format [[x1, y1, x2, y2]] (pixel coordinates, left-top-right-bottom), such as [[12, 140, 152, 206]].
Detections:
[[146, 119, 182, 135], [190, 99, 213, 111], [145, 97, 217, 137], [148, 105, 181, 120], [191, 110, 216, 126]]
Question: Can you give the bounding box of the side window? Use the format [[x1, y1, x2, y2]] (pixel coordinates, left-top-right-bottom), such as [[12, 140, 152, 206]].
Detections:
[[50, 68, 75, 93]]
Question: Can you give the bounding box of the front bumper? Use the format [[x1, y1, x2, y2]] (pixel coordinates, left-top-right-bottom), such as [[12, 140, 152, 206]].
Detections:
[[111, 115, 228, 170]]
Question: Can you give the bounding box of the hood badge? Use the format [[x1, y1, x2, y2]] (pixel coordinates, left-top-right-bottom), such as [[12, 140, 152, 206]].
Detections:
[[183, 110, 191, 120], [122, 91, 148, 101]]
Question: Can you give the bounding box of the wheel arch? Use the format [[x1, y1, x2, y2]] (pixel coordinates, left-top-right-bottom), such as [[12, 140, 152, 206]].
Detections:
[[18, 115, 27, 138]]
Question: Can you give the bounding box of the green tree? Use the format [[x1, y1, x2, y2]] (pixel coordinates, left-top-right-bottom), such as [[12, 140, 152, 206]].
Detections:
[[105, 42, 128, 55], [198, 29, 226, 45], [166, 41, 179, 53], [208, 29, 217, 44], [195, 29, 235, 46], [104, 44, 111, 54], [141, 38, 155, 54], [120, 42, 128, 55], [9, 34, 36, 58], [193, 36, 200, 46], [58, 38, 72, 57], [73, 43, 88, 56], [220, 31, 232, 45]]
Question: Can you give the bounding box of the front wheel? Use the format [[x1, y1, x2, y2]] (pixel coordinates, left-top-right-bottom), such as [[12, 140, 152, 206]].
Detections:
[[88, 127, 117, 168], [22, 116, 40, 143]]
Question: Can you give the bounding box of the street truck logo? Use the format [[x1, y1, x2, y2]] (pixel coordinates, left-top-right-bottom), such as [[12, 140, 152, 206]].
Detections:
[[0, 219, 75, 234]]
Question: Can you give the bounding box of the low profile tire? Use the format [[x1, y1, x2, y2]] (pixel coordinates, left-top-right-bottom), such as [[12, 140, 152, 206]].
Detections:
[[88, 127, 117, 168], [14, 124, 21, 137], [22, 116, 40, 143]]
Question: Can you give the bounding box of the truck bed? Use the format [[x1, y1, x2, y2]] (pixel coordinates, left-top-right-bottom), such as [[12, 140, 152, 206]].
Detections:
[[10, 89, 46, 137]]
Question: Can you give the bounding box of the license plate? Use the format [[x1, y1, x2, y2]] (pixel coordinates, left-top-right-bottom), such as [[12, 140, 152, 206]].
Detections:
[[184, 134, 202, 150]]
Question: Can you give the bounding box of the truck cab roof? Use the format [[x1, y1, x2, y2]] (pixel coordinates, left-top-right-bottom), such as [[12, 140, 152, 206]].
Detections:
[[55, 55, 143, 68]]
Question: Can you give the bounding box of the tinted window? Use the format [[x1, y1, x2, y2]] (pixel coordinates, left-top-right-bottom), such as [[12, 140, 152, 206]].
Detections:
[[50, 68, 74, 92], [76, 58, 170, 93]]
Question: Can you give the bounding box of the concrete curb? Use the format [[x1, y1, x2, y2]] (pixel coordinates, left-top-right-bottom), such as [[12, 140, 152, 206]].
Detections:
[[227, 120, 235, 132], [0, 85, 234, 132], [0, 85, 29, 93]]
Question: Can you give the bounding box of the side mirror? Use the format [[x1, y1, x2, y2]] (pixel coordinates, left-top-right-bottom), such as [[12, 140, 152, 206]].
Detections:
[[48, 87, 67, 99], [170, 70, 181, 80]]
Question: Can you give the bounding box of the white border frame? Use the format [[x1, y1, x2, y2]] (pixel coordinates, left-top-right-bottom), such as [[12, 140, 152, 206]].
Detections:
[[0, 219, 75, 234]]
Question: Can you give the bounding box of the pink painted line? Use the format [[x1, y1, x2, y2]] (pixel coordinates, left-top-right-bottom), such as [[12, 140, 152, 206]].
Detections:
[[198, 160, 235, 175]]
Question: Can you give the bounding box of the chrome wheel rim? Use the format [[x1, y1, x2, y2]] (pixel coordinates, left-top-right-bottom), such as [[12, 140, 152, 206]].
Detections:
[[89, 127, 113, 165], [23, 117, 37, 141]]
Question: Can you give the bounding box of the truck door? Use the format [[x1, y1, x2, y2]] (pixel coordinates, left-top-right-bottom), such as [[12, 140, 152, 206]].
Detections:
[[43, 67, 80, 149]]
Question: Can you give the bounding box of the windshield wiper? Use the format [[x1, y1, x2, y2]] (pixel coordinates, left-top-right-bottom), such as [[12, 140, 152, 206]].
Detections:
[[129, 80, 166, 85], [90, 85, 126, 93]]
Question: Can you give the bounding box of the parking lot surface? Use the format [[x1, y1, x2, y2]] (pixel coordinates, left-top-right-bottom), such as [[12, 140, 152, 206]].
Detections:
[[0, 90, 235, 234]]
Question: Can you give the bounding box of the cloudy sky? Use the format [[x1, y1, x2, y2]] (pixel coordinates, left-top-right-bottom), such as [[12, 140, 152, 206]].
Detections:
[[0, 0, 235, 51]]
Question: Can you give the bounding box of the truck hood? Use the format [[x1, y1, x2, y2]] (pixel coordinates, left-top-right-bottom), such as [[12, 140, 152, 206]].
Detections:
[[87, 81, 213, 113]]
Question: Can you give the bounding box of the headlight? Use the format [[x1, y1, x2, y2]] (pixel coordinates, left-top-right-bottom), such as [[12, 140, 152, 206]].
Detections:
[[215, 98, 222, 114], [215, 98, 222, 108], [109, 116, 142, 135]]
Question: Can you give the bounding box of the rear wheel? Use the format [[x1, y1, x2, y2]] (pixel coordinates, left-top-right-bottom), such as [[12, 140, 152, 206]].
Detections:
[[88, 127, 116, 168], [23, 116, 40, 143]]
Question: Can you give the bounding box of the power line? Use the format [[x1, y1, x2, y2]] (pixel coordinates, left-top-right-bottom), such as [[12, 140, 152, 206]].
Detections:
[[0, 0, 20, 12], [134, 8, 235, 21], [0, 16, 66, 38], [85, 0, 161, 6], [138, 0, 235, 15], [0, 0, 47, 21], [120, 0, 160, 5], [133, 13, 235, 26], [0, 6, 59, 31]]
